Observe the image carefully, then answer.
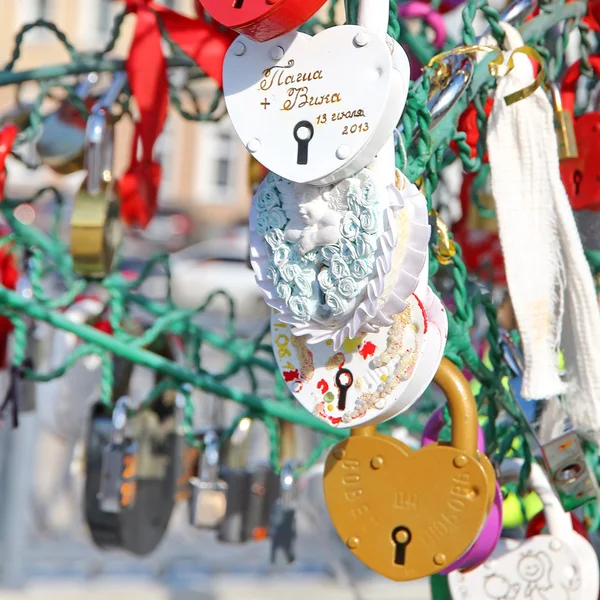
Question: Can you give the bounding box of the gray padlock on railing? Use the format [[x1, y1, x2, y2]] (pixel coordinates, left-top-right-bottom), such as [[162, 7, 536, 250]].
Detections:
[[500, 330, 599, 511], [244, 462, 281, 543], [189, 428, 228, 529], [217, 417, 253, 543], [98, 396, 138, 513], [270, 420, 299, 564]]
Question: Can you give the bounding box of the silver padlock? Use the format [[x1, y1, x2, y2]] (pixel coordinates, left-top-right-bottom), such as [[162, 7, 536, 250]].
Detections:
[[98, 396, 138, 513], [448, 459, 599, 600], [36, 73, 100, 173], [500, 331, 599, 511], [189, 429, 228, 529]]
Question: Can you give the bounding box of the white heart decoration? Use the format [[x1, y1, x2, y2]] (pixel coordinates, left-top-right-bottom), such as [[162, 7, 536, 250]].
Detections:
[[249, 168, 431, 350], [271, 266, 447, 427], [448, 536, 594, 600], [223, 26, 410, 186]]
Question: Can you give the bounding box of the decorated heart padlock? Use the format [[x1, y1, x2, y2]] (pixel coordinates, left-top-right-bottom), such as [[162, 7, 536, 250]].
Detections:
[[196, 0, 328, 43], [323, 358, 493, 581], [251, 167, 431, 348], [268, 224, 447, 427], [422, 406, 503, 574], [223, 26, 410, 185], [448, 459, 600, 600]]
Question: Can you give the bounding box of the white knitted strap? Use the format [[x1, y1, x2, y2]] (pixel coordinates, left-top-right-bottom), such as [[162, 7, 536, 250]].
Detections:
[[484, 24, 600, 441], [486, 25, 565, 400]]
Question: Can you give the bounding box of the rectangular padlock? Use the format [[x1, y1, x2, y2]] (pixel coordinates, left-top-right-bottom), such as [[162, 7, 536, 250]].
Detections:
[[244, 464, 281, 541], [270, 462, 298, 564], [98, 440, 138, 513], [97, 396, 138, 513], [189, 429, 228, 529], [500, 331, 599, 511], [217, 468, 252, 543]]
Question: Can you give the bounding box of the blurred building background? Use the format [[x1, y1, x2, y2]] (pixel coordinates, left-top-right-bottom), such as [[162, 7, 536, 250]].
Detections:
[[0, 0, 345, 242]]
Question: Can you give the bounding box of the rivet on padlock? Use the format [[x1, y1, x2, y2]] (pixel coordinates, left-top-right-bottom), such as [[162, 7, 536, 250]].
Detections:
[[323, 358, 493, 582], [188, 428, 228, 529], [500, 330, 600, 511], [70, 71, 126, 279], [548, 82, 578, 161]]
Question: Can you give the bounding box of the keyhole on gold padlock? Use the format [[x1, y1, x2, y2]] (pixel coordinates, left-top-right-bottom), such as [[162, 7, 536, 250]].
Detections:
[[335, 368, 353, 411], [573, 169, 583, 195], [232, 0, 244, 8], [293, 121, 314, 165], [391, 526, 412, 565]]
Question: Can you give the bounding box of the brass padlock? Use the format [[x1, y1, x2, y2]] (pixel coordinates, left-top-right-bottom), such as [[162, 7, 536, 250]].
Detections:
[[548, 82, 578, 161], [70, 72, 126, 279], [323, 358, 492, 582]]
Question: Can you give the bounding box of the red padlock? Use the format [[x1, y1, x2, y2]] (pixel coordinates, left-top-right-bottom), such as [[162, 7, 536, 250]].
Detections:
[[525, 509, 590, 540], [559, 57, 600, 212], [453, 172, 506, 287], [195, 0, 328, 42], [451, 98, 493, 162]]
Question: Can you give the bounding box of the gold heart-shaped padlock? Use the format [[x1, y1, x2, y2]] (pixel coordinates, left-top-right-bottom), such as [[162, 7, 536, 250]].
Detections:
[[323, 358, 492, 581]]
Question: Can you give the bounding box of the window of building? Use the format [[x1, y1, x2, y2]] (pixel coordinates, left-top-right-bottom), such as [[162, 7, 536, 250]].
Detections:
[[212, 128, 236, 202], [155, 118, 175, 206], [16, 0, 54, 43], [36, 0, 51, 20], [98, 1, 112, 35]]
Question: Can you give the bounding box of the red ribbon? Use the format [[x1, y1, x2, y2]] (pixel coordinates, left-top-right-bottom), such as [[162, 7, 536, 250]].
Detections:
[[117, 0, 235, 228], [0, 244, 18, 369], [0, 125, 18, 202]]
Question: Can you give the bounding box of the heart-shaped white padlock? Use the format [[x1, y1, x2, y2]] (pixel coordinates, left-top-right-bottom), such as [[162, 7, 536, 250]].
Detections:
[[448, 459, 599, 600], [270, 258, 447, 427], [250, 168, 430, 350], [223, 26, 410, 186]]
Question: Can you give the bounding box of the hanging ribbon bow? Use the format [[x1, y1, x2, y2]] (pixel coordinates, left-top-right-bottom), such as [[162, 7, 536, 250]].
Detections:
[[117, 0, 236, 228]]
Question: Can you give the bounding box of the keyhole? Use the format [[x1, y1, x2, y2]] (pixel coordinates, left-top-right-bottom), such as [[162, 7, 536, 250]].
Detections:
[[392, 526, 412, 565], [573, 169, 583, 195], [232, 0, 244, 7], [335, 368, 353, 411], [293, 121, 314, 165]]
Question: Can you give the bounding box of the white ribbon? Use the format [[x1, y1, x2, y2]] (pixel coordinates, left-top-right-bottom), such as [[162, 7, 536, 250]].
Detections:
[[484, 24, 600, 442]]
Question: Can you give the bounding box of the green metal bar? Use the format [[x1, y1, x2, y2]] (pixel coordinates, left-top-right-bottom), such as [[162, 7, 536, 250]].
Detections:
[[127, 293, 278, 373], [0, 56, 199, 86], [0, 285, 346, 439]]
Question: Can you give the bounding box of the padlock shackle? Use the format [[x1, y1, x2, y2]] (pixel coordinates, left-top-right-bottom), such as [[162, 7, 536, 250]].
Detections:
[[279, 419, 296, 463], [421, 405, 485, 451], [432, 358, 478, 456], [560, 56, 600, 117], [498, 458, 574, 541], [84, 71, 127, 196]]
